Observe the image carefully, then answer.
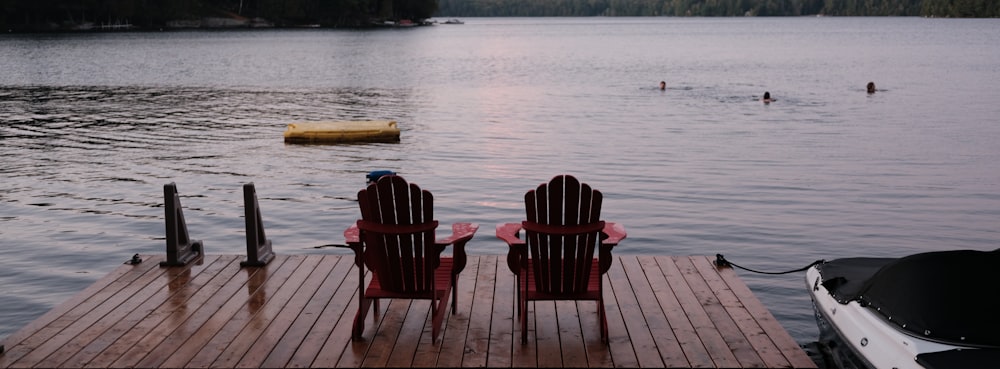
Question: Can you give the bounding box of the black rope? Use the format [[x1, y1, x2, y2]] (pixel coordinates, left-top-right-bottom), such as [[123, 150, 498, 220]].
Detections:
[[312, 244, 350, 249], [715, 254, 824, 275]]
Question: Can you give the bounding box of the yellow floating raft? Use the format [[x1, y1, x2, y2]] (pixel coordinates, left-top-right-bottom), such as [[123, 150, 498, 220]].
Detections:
[[283, 120, 400, 144]]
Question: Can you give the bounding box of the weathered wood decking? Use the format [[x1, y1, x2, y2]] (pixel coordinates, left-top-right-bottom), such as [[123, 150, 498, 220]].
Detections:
[[0, 254, 816, 368]]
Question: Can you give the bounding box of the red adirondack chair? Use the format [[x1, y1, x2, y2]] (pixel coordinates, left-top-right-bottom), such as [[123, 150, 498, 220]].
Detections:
[[496, 174, 626, 344], [343, 175, 478, 343]]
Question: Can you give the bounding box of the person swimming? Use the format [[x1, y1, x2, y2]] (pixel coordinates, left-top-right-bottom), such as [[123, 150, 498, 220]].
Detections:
[[659, 81, 666, 91], [762, 91, 772, 104], [867, 81, 876, 94]]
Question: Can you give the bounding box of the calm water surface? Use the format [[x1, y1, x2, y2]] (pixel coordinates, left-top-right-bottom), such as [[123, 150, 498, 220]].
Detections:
[[2, 17, 999, 351]]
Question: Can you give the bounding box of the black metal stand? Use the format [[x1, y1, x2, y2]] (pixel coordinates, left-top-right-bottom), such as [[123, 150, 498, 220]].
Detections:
[[241, 182, 275, 267], [160, 183, 204, 267]]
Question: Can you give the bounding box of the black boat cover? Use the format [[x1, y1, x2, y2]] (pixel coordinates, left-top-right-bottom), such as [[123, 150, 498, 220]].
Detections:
[[817, 248, 1000, 348], [916, 348, 1000, 369]]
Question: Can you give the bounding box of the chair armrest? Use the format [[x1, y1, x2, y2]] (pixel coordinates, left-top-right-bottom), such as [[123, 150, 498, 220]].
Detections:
[[497, 223, 526, 274], [495, 223, 526, 247], [597, 222, 626, 274], [436, 222, 479, 246], [436, 222, 478, 275], [601, 222, 627, 246], [342, 222, 366, 267], [344, 222, 360, 245]]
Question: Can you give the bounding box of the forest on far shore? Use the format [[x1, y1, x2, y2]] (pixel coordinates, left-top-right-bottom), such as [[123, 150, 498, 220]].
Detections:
[[1, 0, 996, 32], [437, 0, 999, 17]]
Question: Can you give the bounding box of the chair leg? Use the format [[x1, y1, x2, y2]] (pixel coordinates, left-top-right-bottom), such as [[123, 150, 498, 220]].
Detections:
[[515, 275, 520, 315], [353, 296, 372, 341], [353, 263, 368, 341], [520, 294, 528, 344], [451, 274, 458, 313], [431, 289, 452, 345], [598, 300, 608, 345]]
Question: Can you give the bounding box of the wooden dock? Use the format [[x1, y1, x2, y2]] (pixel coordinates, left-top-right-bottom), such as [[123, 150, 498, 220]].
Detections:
[[0, 254, 816, 368]]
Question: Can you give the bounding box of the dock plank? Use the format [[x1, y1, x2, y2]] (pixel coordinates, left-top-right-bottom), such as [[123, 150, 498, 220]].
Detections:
[[282, 255, 355, 368], [65, 255, 237, 368], [260, 255, 351, 368], [713, 257, 817, 368], [575, 299, 613, 368], [429, 255, 475, 368], [310, 262, 371, 368], [555, 300, 587, 367], [128, 255, 247, 369], [485, 256, 516, 368], [608, 257, 663, 367], [181, 255, 302, 368], [0, 255, 816, 368], [676, 255, 764, 368], [2, 255, 166, 368], [533, 298, 562, 367], [621, 255, 688, 367], [235, 255, 336, 368], [360, 298, 408, 367], [462, 254, 497, 367], [0, 254, 153, 365], [38, 257, 196, 367], [384, 300, 426, 367], [136, 258, 264, 368], [672, 255, 742, 368], [212, 255, 319, 367], [692, 255, 787, 368], [600, 269, 639, 368], [651, 256, 715, 367]]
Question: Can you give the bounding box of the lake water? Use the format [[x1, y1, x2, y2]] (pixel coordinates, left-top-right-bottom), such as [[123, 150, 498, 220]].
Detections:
[[2, 17, 999, 355]]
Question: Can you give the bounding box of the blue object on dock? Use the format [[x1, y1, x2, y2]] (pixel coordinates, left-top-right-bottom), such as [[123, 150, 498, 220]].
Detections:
[[366, 170, 396, 185]]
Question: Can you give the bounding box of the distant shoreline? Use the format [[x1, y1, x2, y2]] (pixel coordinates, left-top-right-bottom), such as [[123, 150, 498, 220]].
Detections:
[[3, 17, 439, 34]]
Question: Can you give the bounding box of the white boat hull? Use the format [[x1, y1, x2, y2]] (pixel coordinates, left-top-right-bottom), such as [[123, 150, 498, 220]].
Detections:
[[806, 266, 965, 369]]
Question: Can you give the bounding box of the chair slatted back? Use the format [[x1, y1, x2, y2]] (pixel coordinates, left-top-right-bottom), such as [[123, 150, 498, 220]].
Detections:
[[523, 175, 605, 294], [356, 175, 440, 294]]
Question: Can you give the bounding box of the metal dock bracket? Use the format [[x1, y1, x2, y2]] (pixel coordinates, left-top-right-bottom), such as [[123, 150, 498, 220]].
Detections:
[[241, 182, 275, 267], [160, 183, 204, 267]]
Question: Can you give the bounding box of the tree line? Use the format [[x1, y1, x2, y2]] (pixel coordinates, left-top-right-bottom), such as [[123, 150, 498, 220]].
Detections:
[[437, 0, 999, 17], [1, 0, 995, 31], [0, 0, 438, 31]]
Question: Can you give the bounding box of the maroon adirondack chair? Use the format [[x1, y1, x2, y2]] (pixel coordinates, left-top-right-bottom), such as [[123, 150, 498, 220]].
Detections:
[[496, 174, 626, 344], [343, 175, 478, 343]]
